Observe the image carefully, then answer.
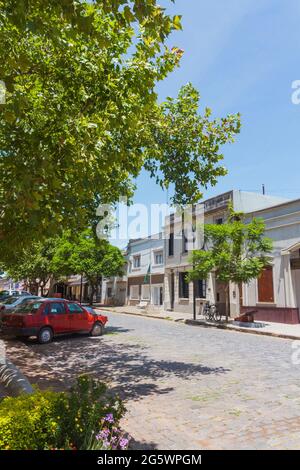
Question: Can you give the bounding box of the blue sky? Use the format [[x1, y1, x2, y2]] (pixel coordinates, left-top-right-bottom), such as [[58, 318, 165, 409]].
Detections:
[[133, 0, 300, 205]]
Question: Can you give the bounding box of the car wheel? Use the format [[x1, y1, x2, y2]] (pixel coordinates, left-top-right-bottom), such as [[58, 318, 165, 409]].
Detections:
[[38, 327, 53, 344], [90, 322, 104, 337]]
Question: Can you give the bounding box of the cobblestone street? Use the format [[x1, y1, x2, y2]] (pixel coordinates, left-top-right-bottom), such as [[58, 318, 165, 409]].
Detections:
[[4, 312, 300, 450]]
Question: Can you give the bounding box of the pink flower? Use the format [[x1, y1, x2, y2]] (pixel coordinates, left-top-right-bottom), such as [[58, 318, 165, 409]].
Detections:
[[104, 413, 114, 423], [119, 438, 129, 450]]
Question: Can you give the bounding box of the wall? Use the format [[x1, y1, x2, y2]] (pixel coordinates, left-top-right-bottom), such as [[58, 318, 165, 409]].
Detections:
[[242, 199, 300, 323], [163, 191, 291, 316], [127, 235, 164, 305]]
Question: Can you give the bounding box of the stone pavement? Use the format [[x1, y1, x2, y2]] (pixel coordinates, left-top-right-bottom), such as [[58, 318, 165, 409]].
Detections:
[[97, 305, 300, 340], [95, 304, 191, 322], [3, 312, 300, 450]]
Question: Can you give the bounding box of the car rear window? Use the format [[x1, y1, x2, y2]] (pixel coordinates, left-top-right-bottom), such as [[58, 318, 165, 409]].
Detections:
[[14, 301, 42, 314], [68, 303, 84, 313]]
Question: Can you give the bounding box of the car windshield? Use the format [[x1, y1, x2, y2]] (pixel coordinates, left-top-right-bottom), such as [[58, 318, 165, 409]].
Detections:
[[2, 296, 18, 305], [14, 301, 42, 314]]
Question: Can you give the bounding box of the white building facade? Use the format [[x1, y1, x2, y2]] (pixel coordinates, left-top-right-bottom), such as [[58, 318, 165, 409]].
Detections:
[[163, 190, 288, 318], [126, 235, 165, 308], [242, 199, 300, 324], [102, 190, 300, 324]]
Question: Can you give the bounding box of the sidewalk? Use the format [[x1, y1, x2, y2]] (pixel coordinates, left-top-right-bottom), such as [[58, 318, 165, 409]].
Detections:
[[96, 305, 300, 341], [96, 304, 191, 322]]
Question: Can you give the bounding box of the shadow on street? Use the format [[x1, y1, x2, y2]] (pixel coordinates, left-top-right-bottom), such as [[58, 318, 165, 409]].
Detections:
[[3, 330, 230, 401]]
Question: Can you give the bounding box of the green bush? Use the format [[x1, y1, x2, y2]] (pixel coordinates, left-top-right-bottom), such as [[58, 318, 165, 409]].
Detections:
[[0, 375, 125, 450], [0, 390, 64, 450], [55, 375, 125, 449]]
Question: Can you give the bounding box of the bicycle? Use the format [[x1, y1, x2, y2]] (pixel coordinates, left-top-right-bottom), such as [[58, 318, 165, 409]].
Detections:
[[202, 302, 222, 322]]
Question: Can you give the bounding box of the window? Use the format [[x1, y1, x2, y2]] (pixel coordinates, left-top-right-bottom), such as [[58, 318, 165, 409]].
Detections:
[[47, 302, 66, 315], [168, 232, 174, 256], [195, 279, 207, 299], [141, 285, 150, 300], [258, 266, 274, 303], [179, 272, 189, 299], [3, 296, 18, 305], [130, 285, 139, 300], [182, 229, 188, 253], [107, 287, 112, 298], [14, 301, 42, 314], [182, 212, 188, 253], [133, 255, 141, 268], [68, 303, 84, 313], [215, 218, 223, 225], [154, 251, 163, 265]]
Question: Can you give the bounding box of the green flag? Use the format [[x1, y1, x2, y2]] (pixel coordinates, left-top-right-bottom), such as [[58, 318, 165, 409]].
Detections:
[[144, 264, 151, 284]]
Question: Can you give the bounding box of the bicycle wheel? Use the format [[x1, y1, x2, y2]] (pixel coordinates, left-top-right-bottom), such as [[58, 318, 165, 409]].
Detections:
[[214, 307, 222, 322], [208, 304, 216, 321], [203, 304, 210, 321]]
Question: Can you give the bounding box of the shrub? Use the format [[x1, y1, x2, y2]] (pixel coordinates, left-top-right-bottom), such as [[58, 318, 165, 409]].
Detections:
[[0, 375, 126, 450], [55, 375, 126, 449], [0, 390, 64, 450]]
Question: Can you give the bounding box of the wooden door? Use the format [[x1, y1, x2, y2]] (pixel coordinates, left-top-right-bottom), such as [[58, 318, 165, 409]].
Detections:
[[258, 266, 274, 303]]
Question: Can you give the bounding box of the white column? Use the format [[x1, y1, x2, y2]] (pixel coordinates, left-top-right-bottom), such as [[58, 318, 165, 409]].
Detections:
[[207, 272, 215, 304], [229, 282, 239, 317], [283, 254, 296, 307]]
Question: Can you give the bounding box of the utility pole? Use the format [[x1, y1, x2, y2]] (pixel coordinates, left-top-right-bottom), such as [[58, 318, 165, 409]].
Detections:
[[192, 204, 197, 320], [262, 184, 266, 195], [193, 277, 196, 321], [149, 248, 152, 306], [79, 274, 83, 304]]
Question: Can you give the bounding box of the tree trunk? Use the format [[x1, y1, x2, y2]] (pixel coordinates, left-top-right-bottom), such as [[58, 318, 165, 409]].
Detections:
[[90, 284, 95, 306], [47, 276, 56, 297], [98, 275, 102, 304], [225, 283, 230, 323]]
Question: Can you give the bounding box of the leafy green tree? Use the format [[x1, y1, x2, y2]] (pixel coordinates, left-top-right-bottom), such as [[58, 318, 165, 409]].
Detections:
[[6, 238, 56, 295], [0, 0, 240, 263], [51, 230, 125, 303], [188, 208, 273, 320], [144, 84, 241, 205]]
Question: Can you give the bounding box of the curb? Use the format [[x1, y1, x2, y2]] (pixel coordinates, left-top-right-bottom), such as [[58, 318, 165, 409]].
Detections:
[[97, 307, 170, 322], [185, 319, 300, 341], [97, 307, 300, 341], [0, 359, 33, 397]]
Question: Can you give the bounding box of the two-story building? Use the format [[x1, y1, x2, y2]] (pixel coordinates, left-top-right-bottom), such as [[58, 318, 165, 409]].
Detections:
[[126, 234, 165, 308], [163, 190, 288, 318], [242, 198, 300, 324]]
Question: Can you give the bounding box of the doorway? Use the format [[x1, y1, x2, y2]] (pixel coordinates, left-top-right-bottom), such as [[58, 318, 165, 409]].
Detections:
[[152, 285, 163, 306], [170, 273, 175, 310], [216, 281, 230, 317]]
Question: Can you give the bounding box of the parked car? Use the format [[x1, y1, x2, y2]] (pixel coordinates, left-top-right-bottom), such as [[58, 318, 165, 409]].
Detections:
[[0, 291, 31, 302], [0, 290, 9, 297], [1, 298, 108, 344], [0, 295, 41, 324], [0, 291, 13, 302], [0, 295, 40, 310], [13, 291, 31, 296], [0, 295, 22, 308]]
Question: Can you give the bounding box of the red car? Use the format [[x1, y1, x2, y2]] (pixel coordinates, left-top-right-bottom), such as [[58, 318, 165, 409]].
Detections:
[[1, 298, 108, 344]]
